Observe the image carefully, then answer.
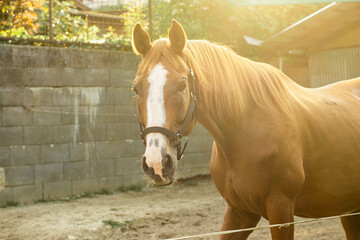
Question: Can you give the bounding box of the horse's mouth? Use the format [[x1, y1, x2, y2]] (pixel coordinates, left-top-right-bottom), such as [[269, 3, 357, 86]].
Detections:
[[152, 178, 173, 186]]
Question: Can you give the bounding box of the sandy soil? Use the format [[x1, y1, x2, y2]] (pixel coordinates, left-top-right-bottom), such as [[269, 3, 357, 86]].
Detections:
[[0, 177, 346, 240]]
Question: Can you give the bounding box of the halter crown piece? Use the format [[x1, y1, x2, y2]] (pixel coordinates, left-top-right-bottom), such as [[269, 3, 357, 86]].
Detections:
[[139, 68, 197, 161]]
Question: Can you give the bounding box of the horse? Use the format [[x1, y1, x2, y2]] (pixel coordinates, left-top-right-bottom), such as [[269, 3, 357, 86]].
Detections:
[[131, 20, 360, 240]]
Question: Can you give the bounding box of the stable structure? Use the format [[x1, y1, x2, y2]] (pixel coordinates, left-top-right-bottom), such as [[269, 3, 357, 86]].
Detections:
[[72, 0, 125, 35], [263, 2, 360, 87]]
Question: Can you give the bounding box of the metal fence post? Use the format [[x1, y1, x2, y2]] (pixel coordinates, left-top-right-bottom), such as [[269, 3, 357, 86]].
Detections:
[[148, 0, 152, 39], [49, 0, 54, 41]]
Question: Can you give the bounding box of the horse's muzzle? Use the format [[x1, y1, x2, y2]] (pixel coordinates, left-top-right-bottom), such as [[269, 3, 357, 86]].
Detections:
[[142, 155, 175, 186]]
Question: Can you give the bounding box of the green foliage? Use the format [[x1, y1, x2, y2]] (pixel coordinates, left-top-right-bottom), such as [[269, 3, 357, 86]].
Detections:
[[120, 3, 148, 45], [118, 185, 143, 192], [0, 0, 44, 37], [0, 0, 130, 49], [94, 188, 114, 195], [0, 0, 326, 55], [1, 201, 20, 208], [149, 0, 325, 56], [102, 219, 132, 231]]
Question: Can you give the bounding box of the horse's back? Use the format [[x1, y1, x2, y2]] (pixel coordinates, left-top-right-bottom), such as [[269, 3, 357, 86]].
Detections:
[[294, 77, 360, 218]]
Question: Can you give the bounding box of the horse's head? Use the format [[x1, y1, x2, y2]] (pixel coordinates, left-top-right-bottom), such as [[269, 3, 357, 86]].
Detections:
[[132, 20, 196, 186]]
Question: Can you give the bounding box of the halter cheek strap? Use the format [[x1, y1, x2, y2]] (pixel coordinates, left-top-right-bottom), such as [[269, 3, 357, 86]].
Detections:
[[139, 69, 197, 161]]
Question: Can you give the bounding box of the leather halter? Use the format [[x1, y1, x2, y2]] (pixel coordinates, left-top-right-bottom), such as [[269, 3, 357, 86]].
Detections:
[[139, 69, 197, 161]]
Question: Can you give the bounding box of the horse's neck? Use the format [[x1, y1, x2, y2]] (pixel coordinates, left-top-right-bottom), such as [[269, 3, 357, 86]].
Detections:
[[194, 65, 302, 154]]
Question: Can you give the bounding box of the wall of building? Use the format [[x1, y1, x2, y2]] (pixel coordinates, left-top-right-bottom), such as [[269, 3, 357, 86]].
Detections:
[[309, 46, 360, 87], [0, 45, 213, 205]]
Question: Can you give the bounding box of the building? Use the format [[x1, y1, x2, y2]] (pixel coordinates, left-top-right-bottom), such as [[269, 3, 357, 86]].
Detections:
[[72, 0, 125, 35], [262, 2, 360, 87]]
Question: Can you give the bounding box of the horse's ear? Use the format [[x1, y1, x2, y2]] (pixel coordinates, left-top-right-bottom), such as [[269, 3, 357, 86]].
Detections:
[[132, 23, 151, 56], [169, 19, 187, 53]]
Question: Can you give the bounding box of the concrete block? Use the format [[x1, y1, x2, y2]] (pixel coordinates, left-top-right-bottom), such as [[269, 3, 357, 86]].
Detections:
[[13, 184, 42, 204], [106, 88, 131, 105], [0, 168, 4, 191], [83, 49, 110, 69], [11, 145, 40, 166], [116, 157, 141, 176], [182, 152, 211, 169], [90, 106, 114, 123], [45, 47, 69, 68], [114, 104, 137, 116], [120, 139, 144, 158], [95, 141, 121, 159], [108, 51, 124, 68], [28, 67, 57, 86], [90, 159, 116, 178], [181, 167, 210, 179], [107, 122, 138, 141], [110, 69, 136, 87], [61, 106, 89, 125], [80, 88, 106, 105], [69, 48, 84, 68], [0, 147, 11, 166], [0, 187, 13, 206], [123, 173, 146, 187], [53, 87, 80, 106], [84, 68, 110, 86], [11, 46, 28, 67], [69, 143, 87, 161], [0, 67, 27, 86], [0, 88, 23, 106], [24, 87, 53, 106], [27, 47, 62, 67], [185, 136, 213, 153], [41, 144, 69, 163], [72, 178, 99, 195], [43, 181, 71, 199], [53, 125, 78, 144], [121, 53, 140, 70], [34, 163, 63, 183], [55, 48, 70, 68], [0, 45, 12, 66], [79, 123, 107, 142], [5, 166, 34, 186], [63, 161, 89, 180], [2, 107, 32, 126], [191, 124, 211, 137], [27, 46, 47, 67], [24, 126, 53, 145], [57, 67, 84, 86], [33, 107, 61, 126], [99, 176, 124, 190], [0, 127, 23, 146]]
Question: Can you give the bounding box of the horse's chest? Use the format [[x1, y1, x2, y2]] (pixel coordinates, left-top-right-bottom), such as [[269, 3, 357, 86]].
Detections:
[[210, 161, 268, 216]]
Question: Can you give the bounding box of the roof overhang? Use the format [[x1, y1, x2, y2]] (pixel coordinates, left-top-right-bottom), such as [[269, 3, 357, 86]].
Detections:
[[262, 2, 360, 53]]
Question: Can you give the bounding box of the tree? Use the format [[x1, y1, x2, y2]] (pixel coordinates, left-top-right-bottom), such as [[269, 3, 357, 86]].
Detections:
[[0, 0, 44, 37]]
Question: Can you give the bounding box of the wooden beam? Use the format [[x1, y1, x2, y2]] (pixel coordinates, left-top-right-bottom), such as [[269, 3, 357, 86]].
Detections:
[[228, 0, 360, 6]]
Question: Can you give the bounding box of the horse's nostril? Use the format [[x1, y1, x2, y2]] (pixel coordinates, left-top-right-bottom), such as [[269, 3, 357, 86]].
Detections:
[[142, 156, 154, 176], [163, 154, 173, 172]]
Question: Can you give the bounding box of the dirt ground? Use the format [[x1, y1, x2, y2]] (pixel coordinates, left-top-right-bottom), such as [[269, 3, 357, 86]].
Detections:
[[0, 176, 346, 240]]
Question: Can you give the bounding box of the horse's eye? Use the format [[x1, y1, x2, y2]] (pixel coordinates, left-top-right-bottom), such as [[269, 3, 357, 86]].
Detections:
[[132, 86, 138, 95], [178, 82, 187, 92]]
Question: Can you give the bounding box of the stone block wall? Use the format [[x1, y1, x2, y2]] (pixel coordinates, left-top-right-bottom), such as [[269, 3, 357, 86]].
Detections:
[[0, 45, 213, 204]]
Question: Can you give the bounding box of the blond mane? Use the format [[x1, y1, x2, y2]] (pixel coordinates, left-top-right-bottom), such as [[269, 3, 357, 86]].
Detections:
[[136, 39, 299, 122]]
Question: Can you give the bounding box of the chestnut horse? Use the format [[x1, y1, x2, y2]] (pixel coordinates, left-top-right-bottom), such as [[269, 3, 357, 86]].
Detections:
[[131, 20, 360, 239]]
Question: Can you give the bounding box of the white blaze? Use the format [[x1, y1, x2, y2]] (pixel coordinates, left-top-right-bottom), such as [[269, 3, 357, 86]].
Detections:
[[144, 63, 168, 177]]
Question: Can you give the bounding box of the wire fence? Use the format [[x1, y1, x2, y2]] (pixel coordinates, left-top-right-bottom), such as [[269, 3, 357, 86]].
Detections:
[[0, 0, 151, 50]]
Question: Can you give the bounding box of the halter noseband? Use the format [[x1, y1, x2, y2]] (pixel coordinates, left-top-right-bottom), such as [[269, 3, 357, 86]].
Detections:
[[139, 69, 197, 161]]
